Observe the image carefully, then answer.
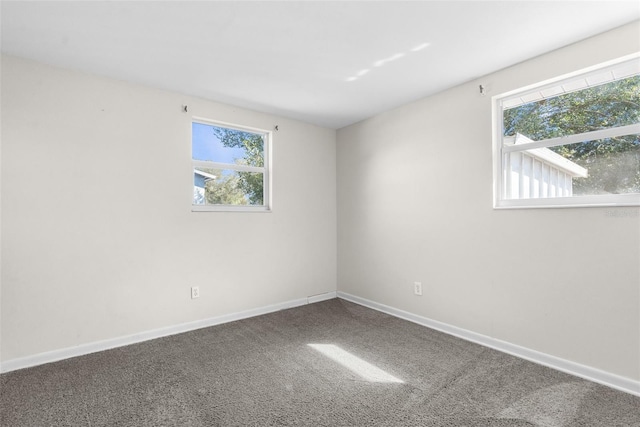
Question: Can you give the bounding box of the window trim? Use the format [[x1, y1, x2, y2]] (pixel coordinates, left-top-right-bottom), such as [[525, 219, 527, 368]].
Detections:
[[492, 53, 640, 209], [191, 117, 272, 212]]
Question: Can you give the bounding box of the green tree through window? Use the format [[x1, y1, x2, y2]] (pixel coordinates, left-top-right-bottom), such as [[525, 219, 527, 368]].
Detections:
[[211, 127, 265, 205], [503, 76, 640, 195]]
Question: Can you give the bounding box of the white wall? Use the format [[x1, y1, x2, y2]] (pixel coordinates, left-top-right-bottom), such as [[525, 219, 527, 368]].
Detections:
[[0, 55, 336, 363], [337, 22, 640, 382]]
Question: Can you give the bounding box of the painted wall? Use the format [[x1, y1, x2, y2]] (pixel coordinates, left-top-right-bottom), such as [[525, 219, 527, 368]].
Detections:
[[1, 55, 337, 363], [337, 22, 640, 381]]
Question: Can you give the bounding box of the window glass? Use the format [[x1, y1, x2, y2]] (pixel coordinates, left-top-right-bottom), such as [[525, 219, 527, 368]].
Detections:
[[503, 76, 640, 140], [193, 169, 264, 206], [494, 56, 640, 208], [192, 122, 264, 166], [192, 120, 269, 211]]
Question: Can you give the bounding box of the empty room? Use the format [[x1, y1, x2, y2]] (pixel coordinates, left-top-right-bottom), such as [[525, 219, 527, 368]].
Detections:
[[1, 1, 639, 426]]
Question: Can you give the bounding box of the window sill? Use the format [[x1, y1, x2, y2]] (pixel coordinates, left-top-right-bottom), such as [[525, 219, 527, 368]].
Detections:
[[191, 205, 272, 213], [494, 193, 640, 209]]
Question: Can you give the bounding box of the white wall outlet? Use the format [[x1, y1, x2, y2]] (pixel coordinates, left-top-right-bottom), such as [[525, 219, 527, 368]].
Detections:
[[414, 282, 423, 296], [191, 286, 200, 299]]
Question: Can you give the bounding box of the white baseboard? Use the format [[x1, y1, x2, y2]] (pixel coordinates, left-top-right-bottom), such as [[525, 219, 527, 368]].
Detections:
[[308, 291, 338, 304], [0, 291, 337, 374], [337, 291, 640, 397]]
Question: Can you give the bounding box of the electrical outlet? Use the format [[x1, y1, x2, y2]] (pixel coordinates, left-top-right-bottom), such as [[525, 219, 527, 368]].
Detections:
[[191, 286, 200, 299], [414, 282, 422, 296]]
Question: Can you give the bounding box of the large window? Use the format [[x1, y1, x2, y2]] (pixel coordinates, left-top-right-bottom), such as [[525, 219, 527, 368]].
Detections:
[[493, 55, 640, 208], [192, 119, 271, 212]]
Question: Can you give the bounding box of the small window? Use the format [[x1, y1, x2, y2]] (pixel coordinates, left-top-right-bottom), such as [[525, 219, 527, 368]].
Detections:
[[493, 55, 640, 208], [192, 119, 270, 212]]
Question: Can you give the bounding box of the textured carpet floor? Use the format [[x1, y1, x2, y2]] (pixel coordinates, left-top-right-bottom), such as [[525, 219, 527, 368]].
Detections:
[[1, 298, 639, 426]]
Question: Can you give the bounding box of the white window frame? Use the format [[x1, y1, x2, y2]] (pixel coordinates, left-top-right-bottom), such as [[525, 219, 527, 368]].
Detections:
[[493, 53, 640, 209], [191, 117, 272, 212]]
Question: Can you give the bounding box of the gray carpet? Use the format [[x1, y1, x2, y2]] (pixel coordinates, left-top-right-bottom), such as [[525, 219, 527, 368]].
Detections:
[[1, 298, 639, 426]]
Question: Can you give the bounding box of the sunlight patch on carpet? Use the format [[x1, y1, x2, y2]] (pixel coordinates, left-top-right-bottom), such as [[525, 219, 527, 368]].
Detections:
[[497, 381, 594, 427], [308, 343, 403, 383]]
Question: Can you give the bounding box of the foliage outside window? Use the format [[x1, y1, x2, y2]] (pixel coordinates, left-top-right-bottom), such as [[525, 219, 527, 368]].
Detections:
[[192, 119, 270, 211], [494, 55, 640, 208]]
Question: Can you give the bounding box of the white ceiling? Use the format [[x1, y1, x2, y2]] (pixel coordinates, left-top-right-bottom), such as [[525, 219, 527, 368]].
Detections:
[[2, 1, 639, 129]]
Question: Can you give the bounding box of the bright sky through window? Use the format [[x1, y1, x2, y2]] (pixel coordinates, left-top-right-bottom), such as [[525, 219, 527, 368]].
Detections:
[[192, 122, 248, 164], [308, 344, 403, 383]]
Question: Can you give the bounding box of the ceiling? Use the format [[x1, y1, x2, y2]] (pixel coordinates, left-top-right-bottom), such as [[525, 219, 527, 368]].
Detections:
[[2, 1, 639, 129]]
